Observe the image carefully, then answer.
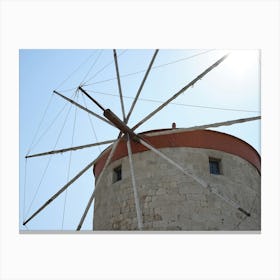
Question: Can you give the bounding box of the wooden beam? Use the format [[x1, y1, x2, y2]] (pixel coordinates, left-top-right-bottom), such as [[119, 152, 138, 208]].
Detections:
[[143, 116, 261, 137], [113, 49, 126, 120], [78, 86, 106, 111], [125, 49, 159, 124], [77, 139, 120, 231], [127, 135, 143, 230], [104, 109, 140, 142], [25, 139, 115, 158], [53, 90, 113, 127], [117, 49, 159, 140], [23, 158, 97, 226]]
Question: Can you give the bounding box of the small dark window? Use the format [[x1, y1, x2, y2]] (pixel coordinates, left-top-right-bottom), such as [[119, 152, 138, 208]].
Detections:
[[209, 158, 221, 175], [113, 165, 122, 183]]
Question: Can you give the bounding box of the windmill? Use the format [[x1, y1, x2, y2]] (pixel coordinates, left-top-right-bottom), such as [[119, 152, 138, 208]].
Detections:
[[20, 49, 261, 231]]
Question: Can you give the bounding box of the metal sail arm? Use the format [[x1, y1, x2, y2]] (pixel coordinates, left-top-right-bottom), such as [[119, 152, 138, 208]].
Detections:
[[25, 139, 115, 159], [125, 49, 159, 124], [23, 158, 96, 226], [113, 49, 126, 120], [144, 116, 261, 137], [131, 53, 229, 131], [53, 90, 113, 127]]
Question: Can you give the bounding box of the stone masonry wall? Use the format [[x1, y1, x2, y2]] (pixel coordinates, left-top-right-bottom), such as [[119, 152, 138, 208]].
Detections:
[[93, 147, 261, 231]]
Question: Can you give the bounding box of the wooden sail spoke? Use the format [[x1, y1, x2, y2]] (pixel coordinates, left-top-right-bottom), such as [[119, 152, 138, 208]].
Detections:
[[77, 139, 120, 231], [125, 49, 159, 124], [126, 134, 143, 230], [23, 158, 97, 226], [144, 116, 261, 137], [113, 49, 126, 121], [139, 138, 251, 217], [25, 139, 115, 159], [131, 54, 229, 131], [76, 190, 95, 231], [116, 49, 159, 139]]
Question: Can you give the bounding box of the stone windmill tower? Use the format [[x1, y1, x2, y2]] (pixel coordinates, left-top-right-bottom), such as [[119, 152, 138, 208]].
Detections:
[[93, 128, 260, 231], [23, 50, 261, 231]]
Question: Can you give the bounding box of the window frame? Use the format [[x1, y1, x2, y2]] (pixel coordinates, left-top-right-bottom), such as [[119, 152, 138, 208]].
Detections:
[[112, 165, 122, 183], [209, 157, 222, 175]]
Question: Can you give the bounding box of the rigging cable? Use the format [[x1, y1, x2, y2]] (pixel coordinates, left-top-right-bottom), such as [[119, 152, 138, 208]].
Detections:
[[24, 224, 30, 230], [85, 90, 260, 114], [30, 92, 76, 153], [58, 86, 81, 93], [153, 49, 215, 70], [22, 158, 28, 221], [80, 93, 101, 153], [27, 93, 54, 155], [80, 50, 103, 86], [24, 90, 76, 222], [54, 51, 98, 90], [82, 50, 128, 85], [25, 96, 74, 221], [62, 94, 78, 229], [83, 49, 215, 87]]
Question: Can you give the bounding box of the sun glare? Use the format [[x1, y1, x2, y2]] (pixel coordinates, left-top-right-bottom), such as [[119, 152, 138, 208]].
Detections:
[[224, 50, 259, 77]]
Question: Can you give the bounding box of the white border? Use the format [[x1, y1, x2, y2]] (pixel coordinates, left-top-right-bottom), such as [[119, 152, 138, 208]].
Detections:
[[1, 1, 279, 279]]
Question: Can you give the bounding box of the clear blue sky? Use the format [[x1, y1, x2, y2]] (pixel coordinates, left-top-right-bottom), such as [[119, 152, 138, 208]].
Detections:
[[19, 49, 260, 231]]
